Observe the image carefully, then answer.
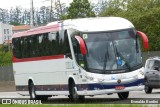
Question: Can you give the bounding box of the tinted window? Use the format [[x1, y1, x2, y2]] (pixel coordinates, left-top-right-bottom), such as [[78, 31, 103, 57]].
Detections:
[[12, 30, 71, 59], [13, 38, 21, 58], [146, 60, 160, 70], [147, 60, 154, 70]]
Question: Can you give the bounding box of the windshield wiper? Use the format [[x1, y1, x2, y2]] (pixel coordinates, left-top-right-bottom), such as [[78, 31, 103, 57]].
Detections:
[[115, 46, 132, 71], [103, 45, 109, 73]]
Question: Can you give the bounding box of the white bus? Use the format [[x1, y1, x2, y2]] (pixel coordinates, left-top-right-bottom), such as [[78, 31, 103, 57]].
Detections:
[[12, 17, 148, 101]]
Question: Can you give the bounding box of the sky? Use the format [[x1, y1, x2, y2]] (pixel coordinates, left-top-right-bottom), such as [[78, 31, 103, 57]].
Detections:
[[0, 0, 99, 10], [0, 0, 73, 9]]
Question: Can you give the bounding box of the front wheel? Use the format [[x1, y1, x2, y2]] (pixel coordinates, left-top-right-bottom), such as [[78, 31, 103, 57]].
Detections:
[[69, 81, 85, 102], [145, 80, 152, 94], [118, 92, 129, 100]]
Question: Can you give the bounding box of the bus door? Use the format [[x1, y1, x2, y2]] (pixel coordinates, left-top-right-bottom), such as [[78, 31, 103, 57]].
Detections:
[[71, 35, 87, 83]]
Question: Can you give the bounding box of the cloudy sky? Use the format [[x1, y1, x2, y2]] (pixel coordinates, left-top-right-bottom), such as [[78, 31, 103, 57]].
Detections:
[[0, 0, 72, 9], [0, 0, 98, 9]]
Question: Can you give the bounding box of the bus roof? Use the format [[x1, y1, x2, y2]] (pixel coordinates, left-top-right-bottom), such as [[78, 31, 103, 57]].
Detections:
[[13, 17, 134, 38], [63, 17, 134, 32]]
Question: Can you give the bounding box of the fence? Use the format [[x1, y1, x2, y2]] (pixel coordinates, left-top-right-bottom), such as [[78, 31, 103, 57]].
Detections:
[[0, 65, 15, 92], [0, 65, 14, 81]]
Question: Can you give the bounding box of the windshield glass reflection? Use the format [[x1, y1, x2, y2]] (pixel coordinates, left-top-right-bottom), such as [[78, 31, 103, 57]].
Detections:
[[83, 29, 142, 73]]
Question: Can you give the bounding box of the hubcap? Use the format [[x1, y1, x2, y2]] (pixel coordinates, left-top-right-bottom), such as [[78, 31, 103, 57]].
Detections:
[[31, 85, 35, 98], [73, 86, 78, 99]]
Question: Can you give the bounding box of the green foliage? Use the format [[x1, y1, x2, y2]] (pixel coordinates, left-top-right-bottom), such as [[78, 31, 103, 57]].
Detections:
[[60, 14, 68, 20], [66, 0, 95, 19], [10, 21, 21, 26], [0, 45, 12, 66], [100, 0, 160, 51]]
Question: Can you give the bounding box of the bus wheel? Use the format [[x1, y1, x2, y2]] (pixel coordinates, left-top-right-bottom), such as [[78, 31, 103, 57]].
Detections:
[[69, 81, 79, 102], [29, 82, 37, 100], [118, 92, 129, 100], [145, 80, 152, 94], [69, 81, 85, 102]]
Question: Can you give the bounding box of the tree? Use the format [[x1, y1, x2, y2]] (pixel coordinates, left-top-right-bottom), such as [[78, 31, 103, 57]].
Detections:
[[9, 21, 21, 26], [66, 0, 95, 19], [92, 0, 107, 16], [0, 8, 9, 23], [99, 0, 160, 51]]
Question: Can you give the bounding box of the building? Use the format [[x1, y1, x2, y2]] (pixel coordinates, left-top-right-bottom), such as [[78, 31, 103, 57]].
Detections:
[[0, 22, 12, 44], [12, 25, 30, 34]]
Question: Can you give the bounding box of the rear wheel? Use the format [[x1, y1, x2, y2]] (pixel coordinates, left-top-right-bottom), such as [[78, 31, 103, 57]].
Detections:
[[29, 82, 37, 100], [145, 80, 152, 94], [118, 92, 129, 100], [29, 82, 49, 101]]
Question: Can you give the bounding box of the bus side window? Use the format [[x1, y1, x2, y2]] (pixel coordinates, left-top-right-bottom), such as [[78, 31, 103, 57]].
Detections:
[[63, 30, 72, 59], [48, 32, 56, 55], [13, 38, 21, 59], [22, 37, 28, 58], [43, 33, 50, 56], [30, 36, 37, 57]]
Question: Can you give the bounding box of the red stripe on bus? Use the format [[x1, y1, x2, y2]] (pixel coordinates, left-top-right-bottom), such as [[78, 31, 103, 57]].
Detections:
[[12, 55, 64, 63]]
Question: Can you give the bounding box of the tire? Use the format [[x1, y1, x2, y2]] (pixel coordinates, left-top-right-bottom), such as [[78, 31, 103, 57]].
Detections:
[[29, 82, 37, 100], [29, 82, 49, 101], [118, 92, 129, 100], [37, 95, 49, 101], [69, 81, 85, 102], [144, 80, 152, 94]]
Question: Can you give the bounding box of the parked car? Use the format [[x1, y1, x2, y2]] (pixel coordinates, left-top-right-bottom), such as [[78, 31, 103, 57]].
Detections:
[[144, 56, 160, 94]]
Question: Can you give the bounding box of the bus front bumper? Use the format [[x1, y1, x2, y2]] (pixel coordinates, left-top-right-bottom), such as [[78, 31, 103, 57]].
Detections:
[[77, 85, 144, 96]]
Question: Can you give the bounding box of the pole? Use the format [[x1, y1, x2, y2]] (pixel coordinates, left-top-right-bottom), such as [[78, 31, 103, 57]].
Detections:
[[30, 0, 34, 28], [49, 0, 53, 22]]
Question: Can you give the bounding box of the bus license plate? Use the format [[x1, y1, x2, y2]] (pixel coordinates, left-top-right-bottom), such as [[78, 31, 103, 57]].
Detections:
[[115, 86, 125, 90]]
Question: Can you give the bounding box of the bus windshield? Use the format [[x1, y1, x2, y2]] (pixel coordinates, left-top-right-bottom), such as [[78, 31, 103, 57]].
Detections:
[[82, 29, 142, 74]]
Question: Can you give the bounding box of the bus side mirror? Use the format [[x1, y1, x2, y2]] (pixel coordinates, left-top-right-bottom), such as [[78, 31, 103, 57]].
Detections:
[[75, 36, 87, 55], [136, 31, 148, 49]]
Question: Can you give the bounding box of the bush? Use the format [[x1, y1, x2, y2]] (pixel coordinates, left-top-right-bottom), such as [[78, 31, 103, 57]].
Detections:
[[0, 45, 12, 66]]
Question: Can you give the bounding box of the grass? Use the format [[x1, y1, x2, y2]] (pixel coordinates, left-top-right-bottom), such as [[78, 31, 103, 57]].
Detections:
[[0, 104, 158, 107]]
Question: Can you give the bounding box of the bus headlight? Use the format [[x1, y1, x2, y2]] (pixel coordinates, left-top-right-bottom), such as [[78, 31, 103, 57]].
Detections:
[[93, 78, 98, 82], [137, 70, 144, 79], [139, 70, 144, 76]]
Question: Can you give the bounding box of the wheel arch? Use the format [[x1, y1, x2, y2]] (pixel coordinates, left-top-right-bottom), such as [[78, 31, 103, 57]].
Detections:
[[68, 75, 77, 85], [68, 75, 77, 93], [28, 77, 35, 89]]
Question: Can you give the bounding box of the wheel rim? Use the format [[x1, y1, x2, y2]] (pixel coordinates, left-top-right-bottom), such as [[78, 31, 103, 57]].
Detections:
[[73, 86, 78, 99], [32, 86, 35, 98], [30, 83, 36, 99]]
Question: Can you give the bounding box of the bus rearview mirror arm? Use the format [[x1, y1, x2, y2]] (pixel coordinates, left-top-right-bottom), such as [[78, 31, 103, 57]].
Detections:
[[75, 36, 87, 55], [136, 31, 148, 49]]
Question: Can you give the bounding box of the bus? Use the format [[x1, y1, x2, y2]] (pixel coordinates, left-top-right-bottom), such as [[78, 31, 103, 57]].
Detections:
[[12, 17, 148, 101]]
